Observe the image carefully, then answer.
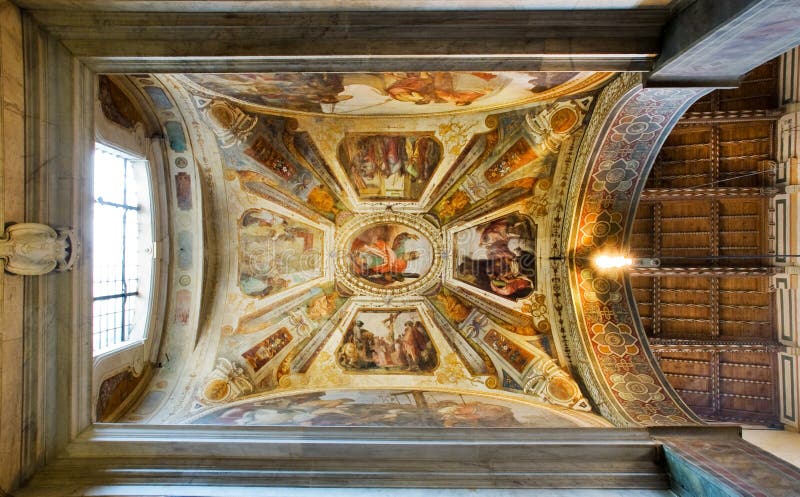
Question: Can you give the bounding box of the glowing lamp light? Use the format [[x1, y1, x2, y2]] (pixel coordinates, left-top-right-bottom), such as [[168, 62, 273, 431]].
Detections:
[[594, 255, 633, 269]]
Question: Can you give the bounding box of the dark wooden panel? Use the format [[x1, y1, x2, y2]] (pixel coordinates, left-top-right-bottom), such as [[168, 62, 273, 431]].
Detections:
[[632, 59, 779, 426]]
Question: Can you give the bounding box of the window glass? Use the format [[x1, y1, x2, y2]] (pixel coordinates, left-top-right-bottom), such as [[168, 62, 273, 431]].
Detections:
[[93, 145, 150, 354]]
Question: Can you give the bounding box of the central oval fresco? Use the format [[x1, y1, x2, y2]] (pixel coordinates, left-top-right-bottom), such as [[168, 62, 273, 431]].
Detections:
[[350, 223, 434, 286], [336, 212, 443, 296]]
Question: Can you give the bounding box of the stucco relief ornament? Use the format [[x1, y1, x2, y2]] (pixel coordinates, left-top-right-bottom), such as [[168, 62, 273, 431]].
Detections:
[[199, 358, 254, 405], [522, 355, 590, 411], [519, 293, 551, 332], [0, 223, 77, 275], [525, 98, 590, 153], [435, 353, 483, 386], [197, 98, 258, 148]]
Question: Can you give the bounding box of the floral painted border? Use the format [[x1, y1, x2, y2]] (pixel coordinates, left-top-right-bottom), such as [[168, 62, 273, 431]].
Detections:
[[564, 73, 710, 426]]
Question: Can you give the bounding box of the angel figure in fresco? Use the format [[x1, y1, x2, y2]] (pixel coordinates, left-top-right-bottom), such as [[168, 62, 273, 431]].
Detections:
[[351, 231, 421, 285]]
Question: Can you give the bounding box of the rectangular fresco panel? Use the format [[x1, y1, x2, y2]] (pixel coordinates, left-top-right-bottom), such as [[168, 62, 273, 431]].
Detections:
[[175, 172, 192, 211], [454, 213, 537, 300], [143, 86, 172, 110], [164, 121, 187, 152], [241, 327, 293, 372], [174, 289, 190, 325], [483, 329, 532, 373], [245, 135, 296, 180], [337, 310, 437, 372], [177, 230, 192, 269], [484, 138, 537, 183], [339, 134, 441, 200], [238, 209, 323, 298]]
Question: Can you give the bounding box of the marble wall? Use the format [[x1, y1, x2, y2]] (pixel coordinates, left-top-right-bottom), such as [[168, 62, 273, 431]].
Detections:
[[0, 0, 25, 492]]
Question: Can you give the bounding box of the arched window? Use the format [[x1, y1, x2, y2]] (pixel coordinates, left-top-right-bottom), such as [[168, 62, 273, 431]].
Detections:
[[93, 144, 155, 355]]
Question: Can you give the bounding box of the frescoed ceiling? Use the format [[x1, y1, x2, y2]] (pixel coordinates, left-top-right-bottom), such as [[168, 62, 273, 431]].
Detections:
[[104, 70, 631, 428], [178, 72, 610, 116]]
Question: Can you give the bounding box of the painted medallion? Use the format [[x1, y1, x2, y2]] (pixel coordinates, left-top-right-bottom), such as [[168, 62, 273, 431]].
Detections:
[[349, 223, 433, 287]]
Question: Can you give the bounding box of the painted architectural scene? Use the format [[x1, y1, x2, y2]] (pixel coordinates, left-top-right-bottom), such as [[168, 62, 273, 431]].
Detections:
[[241, 327, 294, 373], [188, 389, 593, 428], [348, 223, 434, 287], [237, 209, 324, 297], [339, 134, 441, 200], [337, 310, 437, 372], [454, 213, 537, 300]]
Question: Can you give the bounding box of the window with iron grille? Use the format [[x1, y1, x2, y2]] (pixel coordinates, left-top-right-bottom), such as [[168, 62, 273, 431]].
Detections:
[[93, 145, 151, 354]]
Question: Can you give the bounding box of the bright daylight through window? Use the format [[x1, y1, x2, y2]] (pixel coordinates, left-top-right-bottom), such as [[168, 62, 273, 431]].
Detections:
[[93, 145, 152, 355]]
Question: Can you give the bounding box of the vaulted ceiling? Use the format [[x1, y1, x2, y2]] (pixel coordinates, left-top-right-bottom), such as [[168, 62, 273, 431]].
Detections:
[[97, 71, 622, 427], [92, 60, 788, 430]]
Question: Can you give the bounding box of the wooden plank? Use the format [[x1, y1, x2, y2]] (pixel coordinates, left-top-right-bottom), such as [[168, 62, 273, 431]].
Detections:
[[631, 267, 777, 277]]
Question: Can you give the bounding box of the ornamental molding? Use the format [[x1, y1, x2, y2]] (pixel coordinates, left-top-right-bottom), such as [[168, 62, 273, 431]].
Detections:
[[335, 211, 444, 297], [0, 223, 78, 275]]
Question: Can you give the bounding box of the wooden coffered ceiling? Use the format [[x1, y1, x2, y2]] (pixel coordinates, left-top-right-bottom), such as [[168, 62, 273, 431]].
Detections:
[[631, 59, 782, 426]]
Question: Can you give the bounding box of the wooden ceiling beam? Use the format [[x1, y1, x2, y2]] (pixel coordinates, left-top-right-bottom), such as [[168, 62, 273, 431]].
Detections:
[[631, 267, 777, 277], [10, 1, 682, 12], [677, 109, 783, 125], [648, 338, 783, 353]]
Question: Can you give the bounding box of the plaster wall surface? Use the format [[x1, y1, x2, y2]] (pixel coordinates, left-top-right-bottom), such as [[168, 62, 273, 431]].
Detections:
[[743, 428, 800, 468]]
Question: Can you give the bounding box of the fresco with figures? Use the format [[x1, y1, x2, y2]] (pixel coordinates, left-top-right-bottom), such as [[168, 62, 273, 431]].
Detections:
[[178, 71, 612, 116], [102, 70, 654, 429], [339, 133, 441, 200], [238, 209, 324, 298], [348, 223, 434, 288], [454, 213, 537, 300], [337, 310, 438, 372], [188, 389, 602, 427]]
